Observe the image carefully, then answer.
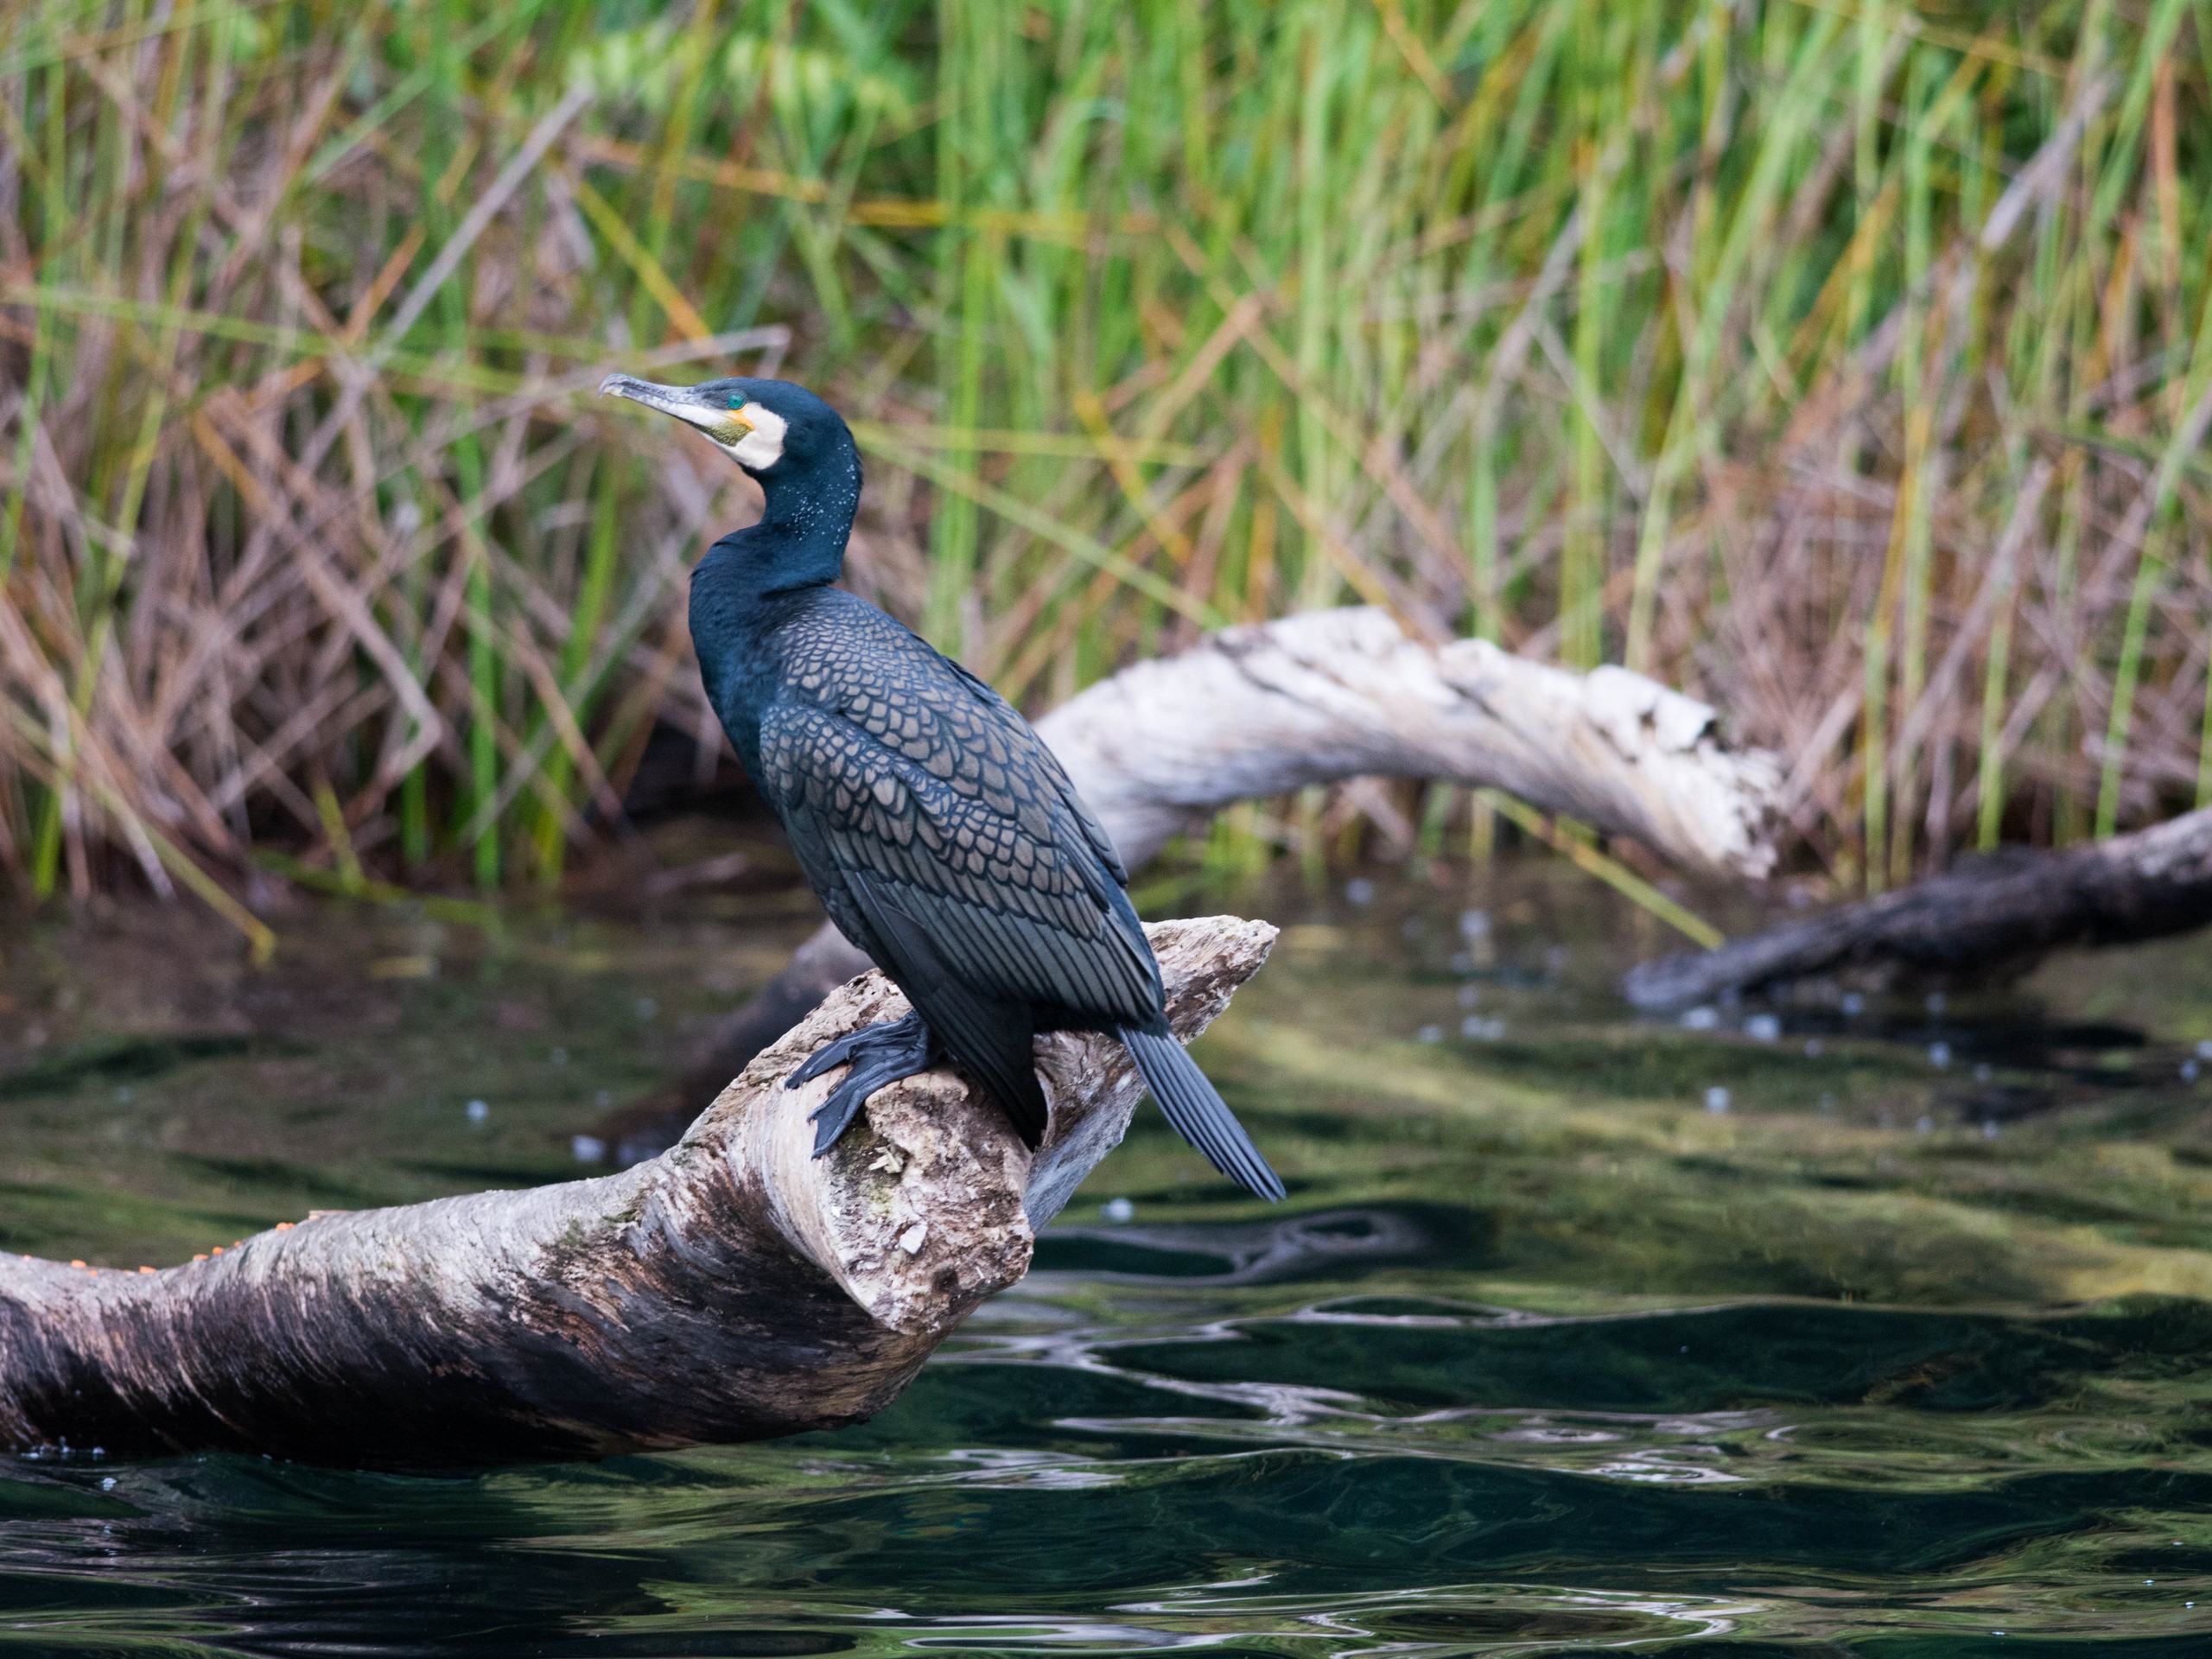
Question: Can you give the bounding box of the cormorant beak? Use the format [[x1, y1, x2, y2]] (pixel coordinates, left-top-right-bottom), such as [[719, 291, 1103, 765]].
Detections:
[[598, 374, 753, 442]]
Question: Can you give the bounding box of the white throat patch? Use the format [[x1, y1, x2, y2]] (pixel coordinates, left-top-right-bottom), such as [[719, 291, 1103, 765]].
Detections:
[[728, 403, 787, 471]]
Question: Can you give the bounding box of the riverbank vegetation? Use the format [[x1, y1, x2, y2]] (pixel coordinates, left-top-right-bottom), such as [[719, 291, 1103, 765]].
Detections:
[[1, 0, 2206, 920]]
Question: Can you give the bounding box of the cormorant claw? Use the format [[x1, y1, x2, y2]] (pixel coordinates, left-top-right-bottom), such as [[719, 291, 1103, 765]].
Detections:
[[786, 1010, 939, 1156]]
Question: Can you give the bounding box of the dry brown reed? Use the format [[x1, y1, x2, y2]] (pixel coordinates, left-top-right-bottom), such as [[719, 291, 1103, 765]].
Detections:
[[1, 0, 2207, 936]]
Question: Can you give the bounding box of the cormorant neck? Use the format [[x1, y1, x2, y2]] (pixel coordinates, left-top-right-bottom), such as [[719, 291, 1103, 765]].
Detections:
[[687, 438, 863, 741], [723, 442, 862, 597]]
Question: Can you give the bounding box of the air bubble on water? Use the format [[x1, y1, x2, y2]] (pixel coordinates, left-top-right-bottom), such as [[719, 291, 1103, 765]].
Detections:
[[1704, 1087, 1730, 1115], [1681, 1007, 1719, 1031], [1745, 1014, 1780, 1043], [571, 1135, 606, 1164], [1344, 879, 1376, 906], [1103, 1198, 1135, 1224], [466, 1099, 489, 1124]]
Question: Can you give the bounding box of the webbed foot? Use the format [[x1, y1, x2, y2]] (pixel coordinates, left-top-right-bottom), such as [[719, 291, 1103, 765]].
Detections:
[[785, 1010, 939, 1156]]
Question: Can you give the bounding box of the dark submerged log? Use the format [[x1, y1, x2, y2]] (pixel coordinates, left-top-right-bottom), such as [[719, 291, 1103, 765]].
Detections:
[[1623, 808, 2212, 1011], [0, 918, 1273, 1465]]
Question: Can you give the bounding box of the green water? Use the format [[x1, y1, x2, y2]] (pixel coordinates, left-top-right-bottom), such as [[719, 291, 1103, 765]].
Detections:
[[5, 854, 2212, 1654]]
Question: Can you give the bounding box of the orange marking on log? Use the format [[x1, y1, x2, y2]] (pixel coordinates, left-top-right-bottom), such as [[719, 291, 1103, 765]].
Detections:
[[69, 1260, 86, 1269]]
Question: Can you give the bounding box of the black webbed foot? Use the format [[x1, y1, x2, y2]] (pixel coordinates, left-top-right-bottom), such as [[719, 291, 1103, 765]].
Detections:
[[785, 1010, 939, 1157]]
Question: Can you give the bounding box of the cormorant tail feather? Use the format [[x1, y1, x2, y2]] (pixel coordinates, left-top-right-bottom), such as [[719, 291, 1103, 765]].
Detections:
[[1117, 1024, 1285, 1202]]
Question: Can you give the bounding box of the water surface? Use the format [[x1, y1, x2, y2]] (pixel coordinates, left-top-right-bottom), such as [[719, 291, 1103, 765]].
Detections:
[[3, 853, 2211, 1653]]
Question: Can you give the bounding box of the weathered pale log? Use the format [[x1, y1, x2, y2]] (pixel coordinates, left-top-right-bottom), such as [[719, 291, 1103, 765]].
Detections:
[[0, 917, 1274, 1465], [647, 607, 1783, 1138], [1623, 808, 2212, 1010]]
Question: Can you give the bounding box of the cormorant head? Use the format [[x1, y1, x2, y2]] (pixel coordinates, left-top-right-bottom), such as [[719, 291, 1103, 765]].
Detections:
[[597, 373, 853, 486]]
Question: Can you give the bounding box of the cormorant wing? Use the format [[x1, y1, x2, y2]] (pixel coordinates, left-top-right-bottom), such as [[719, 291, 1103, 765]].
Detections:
[[758, 697, 1160, 1027], [942, 657, 1129, 887]]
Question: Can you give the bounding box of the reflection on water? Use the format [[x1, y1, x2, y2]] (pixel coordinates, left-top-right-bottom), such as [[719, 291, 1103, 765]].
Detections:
[[4, 854, 2212, 1653]]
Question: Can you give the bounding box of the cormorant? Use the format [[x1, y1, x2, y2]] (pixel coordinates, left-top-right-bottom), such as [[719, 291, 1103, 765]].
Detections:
[[600, 372, 1284, 1201]]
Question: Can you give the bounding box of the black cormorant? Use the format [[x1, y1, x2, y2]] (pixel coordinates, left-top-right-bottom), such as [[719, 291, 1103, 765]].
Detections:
[[600, 372, 1284, 1201]]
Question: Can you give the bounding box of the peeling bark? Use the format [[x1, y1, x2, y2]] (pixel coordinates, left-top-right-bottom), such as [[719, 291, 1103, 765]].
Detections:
[[1622, 809, 2212, 1010], [0, 918, 1274, 1465]]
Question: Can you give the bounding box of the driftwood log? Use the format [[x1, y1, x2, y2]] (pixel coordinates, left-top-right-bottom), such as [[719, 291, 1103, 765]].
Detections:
[[640, 606, 1784, 1141], [0, 918, 1271, 1465], [1623, 807, 2212, 1010]]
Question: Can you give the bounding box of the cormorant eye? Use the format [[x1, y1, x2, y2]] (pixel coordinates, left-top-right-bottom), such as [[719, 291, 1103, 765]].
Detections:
[[727, 396, 744, 410]]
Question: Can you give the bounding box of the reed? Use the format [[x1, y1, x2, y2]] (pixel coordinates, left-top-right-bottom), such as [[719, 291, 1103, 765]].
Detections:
[[0, 0, 2206, 927]]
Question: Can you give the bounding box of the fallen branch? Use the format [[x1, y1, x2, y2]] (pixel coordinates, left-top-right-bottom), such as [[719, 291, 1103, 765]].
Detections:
[[0, 918, 1274, 1465], [641, 607, 1782, 1139], [1622, 808, 2212, 1010]]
